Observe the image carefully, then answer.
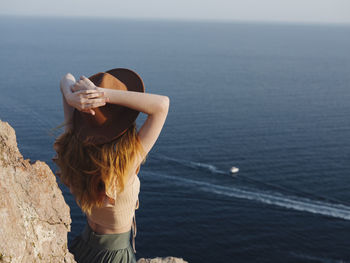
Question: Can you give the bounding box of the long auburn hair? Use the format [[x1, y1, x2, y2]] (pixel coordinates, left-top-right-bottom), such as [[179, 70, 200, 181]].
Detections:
[[53, 122, 146, 215]]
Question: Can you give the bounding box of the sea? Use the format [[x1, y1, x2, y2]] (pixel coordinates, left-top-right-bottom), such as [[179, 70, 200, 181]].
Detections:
[[0, 16, 349, 263]]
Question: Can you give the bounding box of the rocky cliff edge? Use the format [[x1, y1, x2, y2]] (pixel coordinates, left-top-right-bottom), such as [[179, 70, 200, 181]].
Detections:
[[0, 120, 75, 262]]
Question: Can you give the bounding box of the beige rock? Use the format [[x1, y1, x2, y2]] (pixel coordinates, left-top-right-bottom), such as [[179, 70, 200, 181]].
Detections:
[[0, 120, 75, 263]]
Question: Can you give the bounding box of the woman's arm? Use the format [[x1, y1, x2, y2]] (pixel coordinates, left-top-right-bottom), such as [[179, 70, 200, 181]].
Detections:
[[75, 76, 169, 157], [102, 87, 169, 157], [60, 73, 76, 132]]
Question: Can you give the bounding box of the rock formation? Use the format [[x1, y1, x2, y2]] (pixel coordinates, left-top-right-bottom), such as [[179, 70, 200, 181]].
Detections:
[[0, 120, 187, 263], [0, 120, 75, 262]]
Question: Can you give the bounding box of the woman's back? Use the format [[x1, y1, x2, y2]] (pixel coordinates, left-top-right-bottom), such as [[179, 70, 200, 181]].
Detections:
[[87, 173, 140, 235]]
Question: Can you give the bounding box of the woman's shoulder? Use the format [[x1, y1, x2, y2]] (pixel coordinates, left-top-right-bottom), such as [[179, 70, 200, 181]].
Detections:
[[125, 165, 141, 187], [105, 166, 140, 204], [126, 161, 141, 181]]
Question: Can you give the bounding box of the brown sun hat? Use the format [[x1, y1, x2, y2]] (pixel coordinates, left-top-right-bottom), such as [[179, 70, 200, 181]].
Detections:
[[73, 68, 145, 145]]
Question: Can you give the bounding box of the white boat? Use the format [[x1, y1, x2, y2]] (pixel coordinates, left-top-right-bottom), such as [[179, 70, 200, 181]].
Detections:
[[230, 166, 239, 173]]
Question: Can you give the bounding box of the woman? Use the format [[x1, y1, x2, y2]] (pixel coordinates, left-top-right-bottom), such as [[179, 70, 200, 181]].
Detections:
[[53, 68, 169, 263]]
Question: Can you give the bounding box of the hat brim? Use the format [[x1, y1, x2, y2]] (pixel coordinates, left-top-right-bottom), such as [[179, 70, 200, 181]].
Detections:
[[73, 68, 145, 145]]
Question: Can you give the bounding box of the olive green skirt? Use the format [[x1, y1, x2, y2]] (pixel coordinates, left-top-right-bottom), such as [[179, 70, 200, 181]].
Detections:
[[69, 224, 137, 263]]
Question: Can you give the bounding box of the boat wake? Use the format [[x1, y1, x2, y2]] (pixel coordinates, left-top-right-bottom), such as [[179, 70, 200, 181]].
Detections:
[[155, 155, 228, 174], [154, 154, 349, 205], [289, 251, 348, 263], [143, 170, 350, 221]]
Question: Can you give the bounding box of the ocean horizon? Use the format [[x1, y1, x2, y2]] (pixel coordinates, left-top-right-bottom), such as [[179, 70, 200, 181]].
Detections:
[[0, 15, 349, 263]]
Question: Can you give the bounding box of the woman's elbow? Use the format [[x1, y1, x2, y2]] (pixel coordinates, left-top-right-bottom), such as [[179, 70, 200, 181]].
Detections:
[[160, 96, 170, 113], [61, 73, 75, 83]]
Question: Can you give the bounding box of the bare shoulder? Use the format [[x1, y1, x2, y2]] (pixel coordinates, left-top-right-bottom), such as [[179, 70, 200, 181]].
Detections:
[[125, 164, 141, 185]]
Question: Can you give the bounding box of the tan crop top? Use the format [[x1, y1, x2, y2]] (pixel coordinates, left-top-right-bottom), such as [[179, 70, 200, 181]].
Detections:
[[86, 174, 140, 252]]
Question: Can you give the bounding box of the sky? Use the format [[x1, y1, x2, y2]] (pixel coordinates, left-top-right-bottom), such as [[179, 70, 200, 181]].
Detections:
[[1, 0, 350, 24]]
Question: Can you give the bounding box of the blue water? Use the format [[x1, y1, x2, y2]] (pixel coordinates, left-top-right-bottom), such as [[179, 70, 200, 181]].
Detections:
[[1, 16, 350, 263]]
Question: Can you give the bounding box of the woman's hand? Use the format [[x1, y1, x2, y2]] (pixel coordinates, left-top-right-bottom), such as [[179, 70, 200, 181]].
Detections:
[[71, 76, 96, 92], [65, 89, 107, 116], [60, 74, 108, 116]]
